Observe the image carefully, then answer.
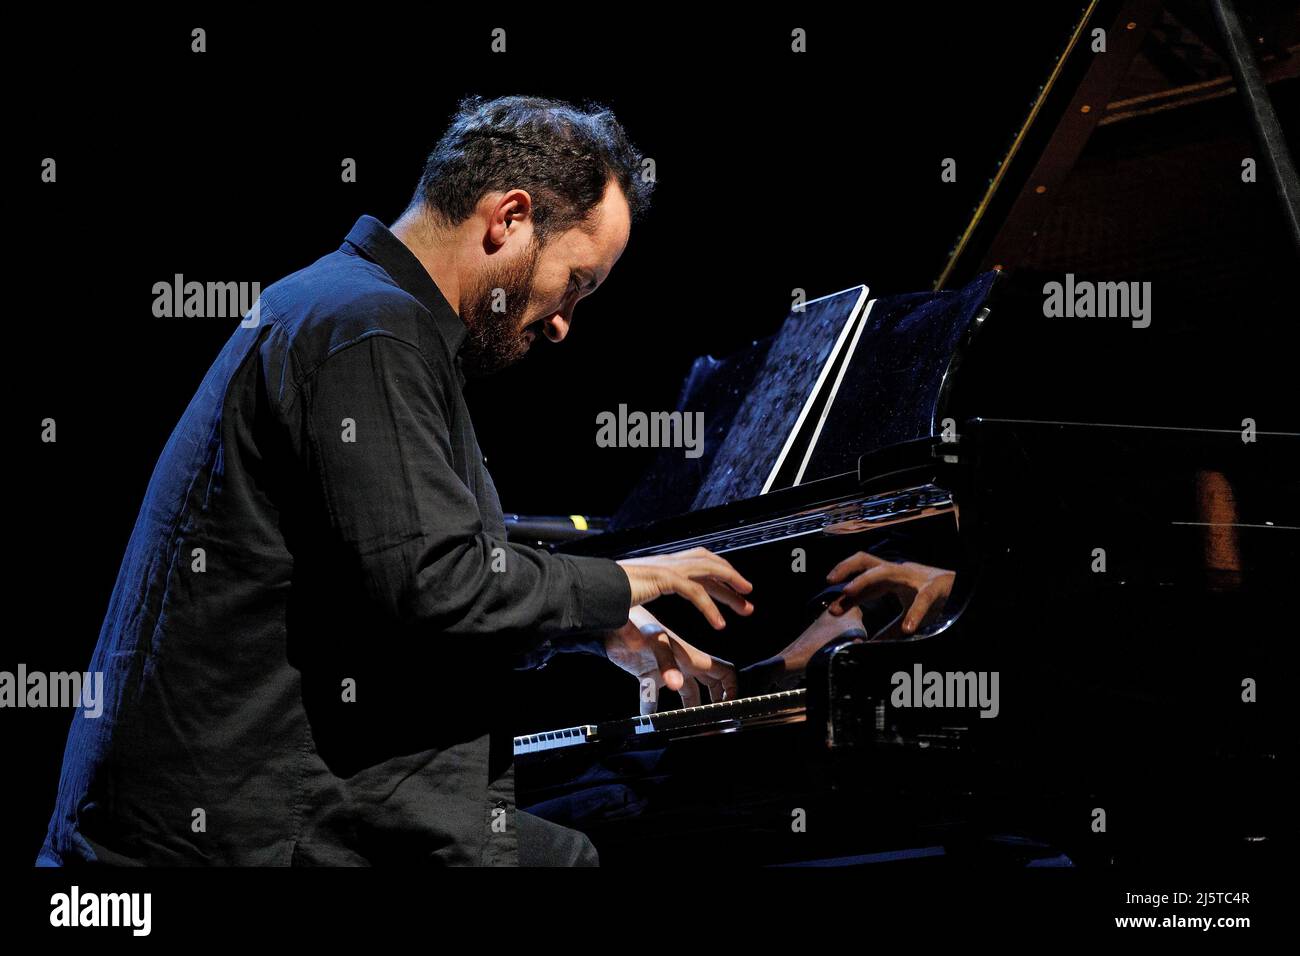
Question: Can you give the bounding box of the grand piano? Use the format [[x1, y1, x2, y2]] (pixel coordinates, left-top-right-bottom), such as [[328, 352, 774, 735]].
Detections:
[[508, 0, 1300, 868]]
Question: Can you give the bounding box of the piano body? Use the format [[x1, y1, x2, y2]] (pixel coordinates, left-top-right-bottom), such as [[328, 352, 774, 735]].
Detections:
[[509, 0, 1300, 868]]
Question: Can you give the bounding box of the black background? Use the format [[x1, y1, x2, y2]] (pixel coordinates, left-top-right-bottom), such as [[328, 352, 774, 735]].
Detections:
[[8, 6, 1298, 877]]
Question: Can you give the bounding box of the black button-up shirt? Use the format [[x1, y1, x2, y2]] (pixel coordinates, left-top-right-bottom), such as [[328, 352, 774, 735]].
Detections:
[[38, 215, 631, 866]]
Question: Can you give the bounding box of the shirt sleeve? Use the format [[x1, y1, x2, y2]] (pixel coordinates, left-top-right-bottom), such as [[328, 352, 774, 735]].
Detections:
[[300, 332, 631, 640]]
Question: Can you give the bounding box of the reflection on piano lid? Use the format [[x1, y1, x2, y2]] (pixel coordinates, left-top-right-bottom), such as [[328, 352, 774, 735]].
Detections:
[[610, 274, 996, 530]]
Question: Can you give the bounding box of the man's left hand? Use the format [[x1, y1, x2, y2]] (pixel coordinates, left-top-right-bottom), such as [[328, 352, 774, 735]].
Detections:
[[604, 605, 738, 714]]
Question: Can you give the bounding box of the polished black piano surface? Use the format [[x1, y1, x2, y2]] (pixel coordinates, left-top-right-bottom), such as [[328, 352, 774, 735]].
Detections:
[[510, 0, 1300, 868]]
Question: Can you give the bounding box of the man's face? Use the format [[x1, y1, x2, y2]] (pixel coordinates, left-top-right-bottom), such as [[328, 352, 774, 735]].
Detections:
[[459, 179, 631, 377]]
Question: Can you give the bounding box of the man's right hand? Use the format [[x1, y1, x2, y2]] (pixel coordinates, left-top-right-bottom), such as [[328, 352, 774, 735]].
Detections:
[[617, 547, 754, 629], [825, 552, 954, 635]]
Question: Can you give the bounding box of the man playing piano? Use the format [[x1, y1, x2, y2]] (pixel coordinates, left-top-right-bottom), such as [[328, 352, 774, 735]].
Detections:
[[38, 94, 755, 869], [38, 92, 957, 869]]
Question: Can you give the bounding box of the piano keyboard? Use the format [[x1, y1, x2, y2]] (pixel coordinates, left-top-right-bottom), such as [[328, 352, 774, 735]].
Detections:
[[513, 688, 808, 756], [513, 724, 598, 755]]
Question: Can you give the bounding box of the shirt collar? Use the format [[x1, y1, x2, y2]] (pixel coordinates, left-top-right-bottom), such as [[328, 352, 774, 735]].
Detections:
[[340, 215, 468, 362]]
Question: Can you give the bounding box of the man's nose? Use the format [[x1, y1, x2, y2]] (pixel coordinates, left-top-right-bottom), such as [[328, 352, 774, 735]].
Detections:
[[543, 314, 570, 343]]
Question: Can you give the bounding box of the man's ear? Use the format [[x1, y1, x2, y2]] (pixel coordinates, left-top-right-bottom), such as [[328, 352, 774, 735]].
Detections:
[[489, 189, 534, 247]]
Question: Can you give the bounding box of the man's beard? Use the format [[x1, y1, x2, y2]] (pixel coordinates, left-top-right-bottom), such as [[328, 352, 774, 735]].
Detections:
[[458, 240, 542, 378]]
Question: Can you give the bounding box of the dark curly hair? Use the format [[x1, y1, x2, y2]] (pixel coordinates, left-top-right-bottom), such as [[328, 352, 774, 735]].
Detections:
[[411, 94, 654, 244]]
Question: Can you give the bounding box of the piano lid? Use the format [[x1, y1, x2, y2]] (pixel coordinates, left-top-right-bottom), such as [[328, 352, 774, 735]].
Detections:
[[609, 0, 1300, 534], [937, 0, 1300, 291]]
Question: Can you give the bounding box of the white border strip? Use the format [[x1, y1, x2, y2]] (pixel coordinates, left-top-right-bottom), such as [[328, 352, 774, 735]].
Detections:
[[759, 285, 870, 495], [792, 297, 877, 486]]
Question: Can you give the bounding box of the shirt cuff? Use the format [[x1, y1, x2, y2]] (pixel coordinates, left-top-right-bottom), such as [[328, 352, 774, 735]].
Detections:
[[565, 555, 632, 633]]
